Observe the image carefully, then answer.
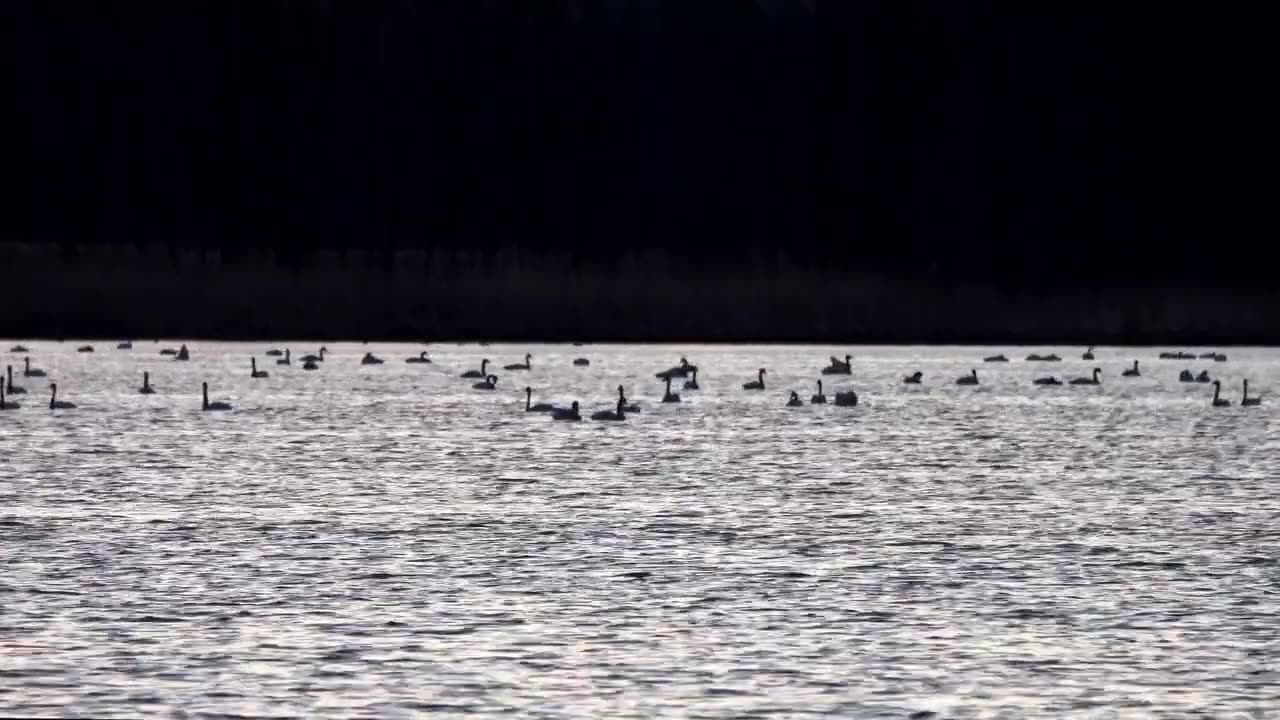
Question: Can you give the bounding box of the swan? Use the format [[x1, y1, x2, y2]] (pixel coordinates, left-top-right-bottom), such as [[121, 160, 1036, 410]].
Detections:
[[461, 359, 490, 379], [743, 368, 766, 390], [682, 370, 699, 390], [1241, 380, 1262, 407], [1212, 353, 1228, 362], [504, 354, 532, 371], [1211, 380, 1231, 407], [473, 374, 498, 390], [1179, 369, 1194, 382], [525, 387, 556, 412], [361, 352, 384, 365], [1026, 353, 1061, 362], [23, 358, 46, 377], [0, 384, 17, 410], [1121, 360, 1140, 377], [406, 351, 432, 364], [77, 345, 94, 353], [617, 385, 640, 412], [251, 357, 269, 378], [984, 354, 1008, 362], [116, 341, 133, 350], [277, 349, 293, 366], [1070, 368, 1102, 385], [265, 349, 284, 357], [1034, 376, 1062, 385], [201, 382, 232, 411], [299, 349, 325, 363], [591, 398, 627, 421], [956, 369, 979, 385], [1083, 346, 1095, 360], [786, 391, 803, 407], [9, 345, 28, 353], [48, 383, 75, 409], [573, 358, 590, 366], [6, 366, 26, 394], [140, 371, 155, 394], [551, 401, 581, 421], [662, 377, 681, 403], [302, 359, 319, 371], [811, 379, 827, 404], [1196, 370, 1211, 383], [822, 354, 852, 375], [174, 344, 190, 361], [903, 371, 923, 384], [834, 390, 858, 406]]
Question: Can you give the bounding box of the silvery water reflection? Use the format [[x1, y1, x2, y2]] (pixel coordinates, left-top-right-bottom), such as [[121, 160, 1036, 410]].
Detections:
[[1, 342, 1278, 718]]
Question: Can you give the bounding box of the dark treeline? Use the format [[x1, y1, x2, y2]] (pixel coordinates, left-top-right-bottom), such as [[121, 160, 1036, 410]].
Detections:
[[6, 1, 1278, 341]]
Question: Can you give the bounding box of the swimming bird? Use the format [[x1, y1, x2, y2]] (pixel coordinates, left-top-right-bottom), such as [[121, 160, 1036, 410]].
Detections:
[[473, 374, 498, 390], [1179, 369, 1194, 382], [299, 349, 325, 363], [1070, 368, 1102, 385], [1026, 353, 1061, 362], [1211, 380, 1231, 407], [461, 359, 490, 379], [956, 369, 979, 385], [743, 368, 766, 390], [682, 369, 699, 390], [1083, 346, 1095, 360], [0, 384, 17, 410], [251, 357, 269, 378], [1034, 376, 1062, 386], [573, 358, 590, 366], [406, 351, 431, 364], [1241, 380, 1262, 407], [174, 344, 190, 361], [77, 345, 94, 353], [786, 391, 803, 407], [551, 401, 581, 421], [116, 341, 133, 350], [6, 366, 26, 394], [617, 385, 640, 412], [139, 371, 155, 394], [265, 349, 284, 357], [9, 345, 28, 353], [1214, 353, 1228, 362], [160, 348, 178, 356], [277, 349, 292, 366], [504, 353, 532, 371], [23, 358, 46, 377], [524, 387, 556, 412], [903, 371, 923, 384], [984, 354, 1008, 362], [302, 359, 319, 371], [201, 382, 232, 411], [48, 383, 75, 409], [1121, 360, 1140, 377], [822, 354, 852, 375], [811, 380, 827, 404], [591, 398, 627, 421], [834, 390, 858, 406], [361, 352, 384, 365], [1196, 370, 1211, 383], [662, 377, 681, 403]]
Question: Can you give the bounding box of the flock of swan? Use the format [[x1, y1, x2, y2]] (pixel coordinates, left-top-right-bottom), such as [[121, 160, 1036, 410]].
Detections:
[[0, 342, 1266, 416]]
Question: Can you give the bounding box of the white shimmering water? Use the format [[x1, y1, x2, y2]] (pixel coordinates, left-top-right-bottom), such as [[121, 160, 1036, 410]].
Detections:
[[1, 341, 1278, 718]]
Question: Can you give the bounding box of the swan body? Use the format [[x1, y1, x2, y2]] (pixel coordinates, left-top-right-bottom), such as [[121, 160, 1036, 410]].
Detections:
[[77, 345, 94, 353], [473, 374, 498, 390], [1241, 380, 1262, 407], [160, 348, 178, 356], [551, 401, 581, 421], [811, 379, 827, 404], [116, 341, 133, 350], [9, 345, 28, 353], [461, 359, 490, 379], [662, 377, 681, 403], [591, 398, 627, 421], [525, 387, 556, 412], [682, 370, 699, 390], [743, 368, 766, 390], [265, 349, 284, 357], [23, 358, 46, 377], [573, 358, 590, 366], [0, 385, 17, 410], [1034, 376, 1062, 385], [822, 354, 852, 375], [302, 359, 319, 371], [786, 391, 803, 407], [984, 354, 1008, 362], [1082, 346, 1095, 360], [1070, 368, 1102, 385], [956, 369, 979, 385], [504, 354, 532, 371], [48, 383, 75, 409], [6, 366, 26, 394], [140, 371, 155, 394], [1211, 380, 1231, 407], [201, 382, 232, 411], [903, 371, 923, 384], [834, 390, 858, 406], [1121, 360, 1140, 377], [251, 357, 269, 378], [277, 349, 292, 365], [406, 352, 431, 364], [361, 352, 384, 365]]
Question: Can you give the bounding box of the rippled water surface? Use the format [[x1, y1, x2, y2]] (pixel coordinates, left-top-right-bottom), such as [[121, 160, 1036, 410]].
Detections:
[[2, 341, 1278, 718]]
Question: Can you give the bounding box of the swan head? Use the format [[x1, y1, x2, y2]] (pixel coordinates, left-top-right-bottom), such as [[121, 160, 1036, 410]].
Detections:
[[759, 368, 767, 375], [525, 353, 532, 361], [525, 386, 532, 394]]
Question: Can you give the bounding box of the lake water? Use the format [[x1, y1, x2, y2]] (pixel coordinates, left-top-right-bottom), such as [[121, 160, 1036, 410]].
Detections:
[[2, 341, 1277, 718]]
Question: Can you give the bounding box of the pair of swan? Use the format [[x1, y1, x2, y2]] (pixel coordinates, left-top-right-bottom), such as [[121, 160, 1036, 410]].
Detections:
[[1180, 370, 1211, 383], [821, 355, 851, 375], [1214, 380, 1264, 407], [796, 381, 854, 406], [548, 399, 628, 422], [1033, 369, 1102, 386], [903, 371, 923, 384], [0, 383, 75, 410], [1026, 353, 1061, 362]]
